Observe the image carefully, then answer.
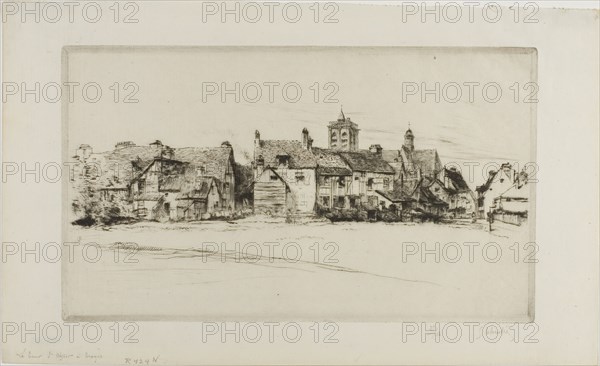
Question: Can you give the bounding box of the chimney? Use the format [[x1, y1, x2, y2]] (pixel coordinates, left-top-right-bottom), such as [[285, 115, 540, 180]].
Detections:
[[161, 146, 174, 160], [369, 144, 383, 158], [221, 141, 232, 148], [254, 130, 261, 161], [302, 128, 310, 150], [307, 137, 313, 151], [150, 140, 163, 158]]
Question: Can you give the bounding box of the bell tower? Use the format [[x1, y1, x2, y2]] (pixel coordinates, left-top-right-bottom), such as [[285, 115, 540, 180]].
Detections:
[[328, 107, 359, 151]]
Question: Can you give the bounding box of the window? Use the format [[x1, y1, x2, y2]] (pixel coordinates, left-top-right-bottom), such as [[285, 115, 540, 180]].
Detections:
[[277, 156, 289, 165], [341, 131, 348, 145], [338, 177, 345, 188], [296, 174, 305, 183], [383, 178, 390, 190], [270, 174, 278, 181], [138, 179, 145, 192], [322, 196, 330, 207], [434, 187, 440, 192], [367, 178, 374, 190], [500, 178, 505, 183], [323, 176, 331, 184]]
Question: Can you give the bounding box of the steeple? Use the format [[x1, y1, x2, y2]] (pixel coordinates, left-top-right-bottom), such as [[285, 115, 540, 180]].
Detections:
[[337, 105, 346, 122]]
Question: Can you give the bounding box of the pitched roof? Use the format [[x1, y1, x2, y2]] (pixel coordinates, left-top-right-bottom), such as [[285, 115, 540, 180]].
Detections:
[[103, 145, 158, 178], [176, 176, 221, 200], [476, 171, 498, 193], [256, 140, 317, 169], [375, 189, 414, 203], [174, 147, 232, 181], [430, 178, 457, 195], [337, 150, 395, 174], [412, 149, 440, 176], [419, 183, 448, 206], [381, 149, 403, 163], [444, 168, 470, 192], [312, 147, 352, 176], [91, 144, 233, 187]]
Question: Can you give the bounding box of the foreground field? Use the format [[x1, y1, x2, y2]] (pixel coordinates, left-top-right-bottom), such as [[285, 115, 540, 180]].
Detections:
[[64, 218, 533, 321]]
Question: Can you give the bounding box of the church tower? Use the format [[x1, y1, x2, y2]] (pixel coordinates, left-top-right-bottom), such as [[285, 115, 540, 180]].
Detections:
[[328, 107, 359, 151]]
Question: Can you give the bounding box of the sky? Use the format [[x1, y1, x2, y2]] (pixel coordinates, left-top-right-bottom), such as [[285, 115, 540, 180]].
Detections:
[[66, 46, 536, 187]]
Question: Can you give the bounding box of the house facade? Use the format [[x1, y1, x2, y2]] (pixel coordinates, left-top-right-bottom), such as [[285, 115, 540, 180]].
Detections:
[[476, 163, 530, 224], [253, 130, 318, 215]]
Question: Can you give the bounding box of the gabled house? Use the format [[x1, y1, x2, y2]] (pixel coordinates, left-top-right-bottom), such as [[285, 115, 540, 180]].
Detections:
[[336, 147, 396, 208], [253, 129, 318, 214], [130, 156, 187, 220], [476, 163, 519, 217], [312, 145, 396, 210], [433, 167, 477, 216], [173, 142, 236, 210], [476, 163, 530, 224], [175, 176, 223, 221], [128, 142, 236, 221], [253, 167, 294, 215]]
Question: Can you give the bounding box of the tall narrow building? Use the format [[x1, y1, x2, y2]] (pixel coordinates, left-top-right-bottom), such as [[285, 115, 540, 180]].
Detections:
[[328, 107, 359, 151]]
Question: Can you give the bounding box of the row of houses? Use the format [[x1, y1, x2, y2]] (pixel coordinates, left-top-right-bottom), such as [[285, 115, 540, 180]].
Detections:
[[72, 109, 529, 224], [251, 109, 477, 218], [72, 140, 236, 222]]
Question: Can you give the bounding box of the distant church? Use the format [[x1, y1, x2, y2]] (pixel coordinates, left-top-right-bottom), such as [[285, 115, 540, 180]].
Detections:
[[327, 109, 360, 151]]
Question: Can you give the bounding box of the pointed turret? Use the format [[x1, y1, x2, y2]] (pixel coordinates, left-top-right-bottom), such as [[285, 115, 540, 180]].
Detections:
[[404, 124, 414, 152]]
